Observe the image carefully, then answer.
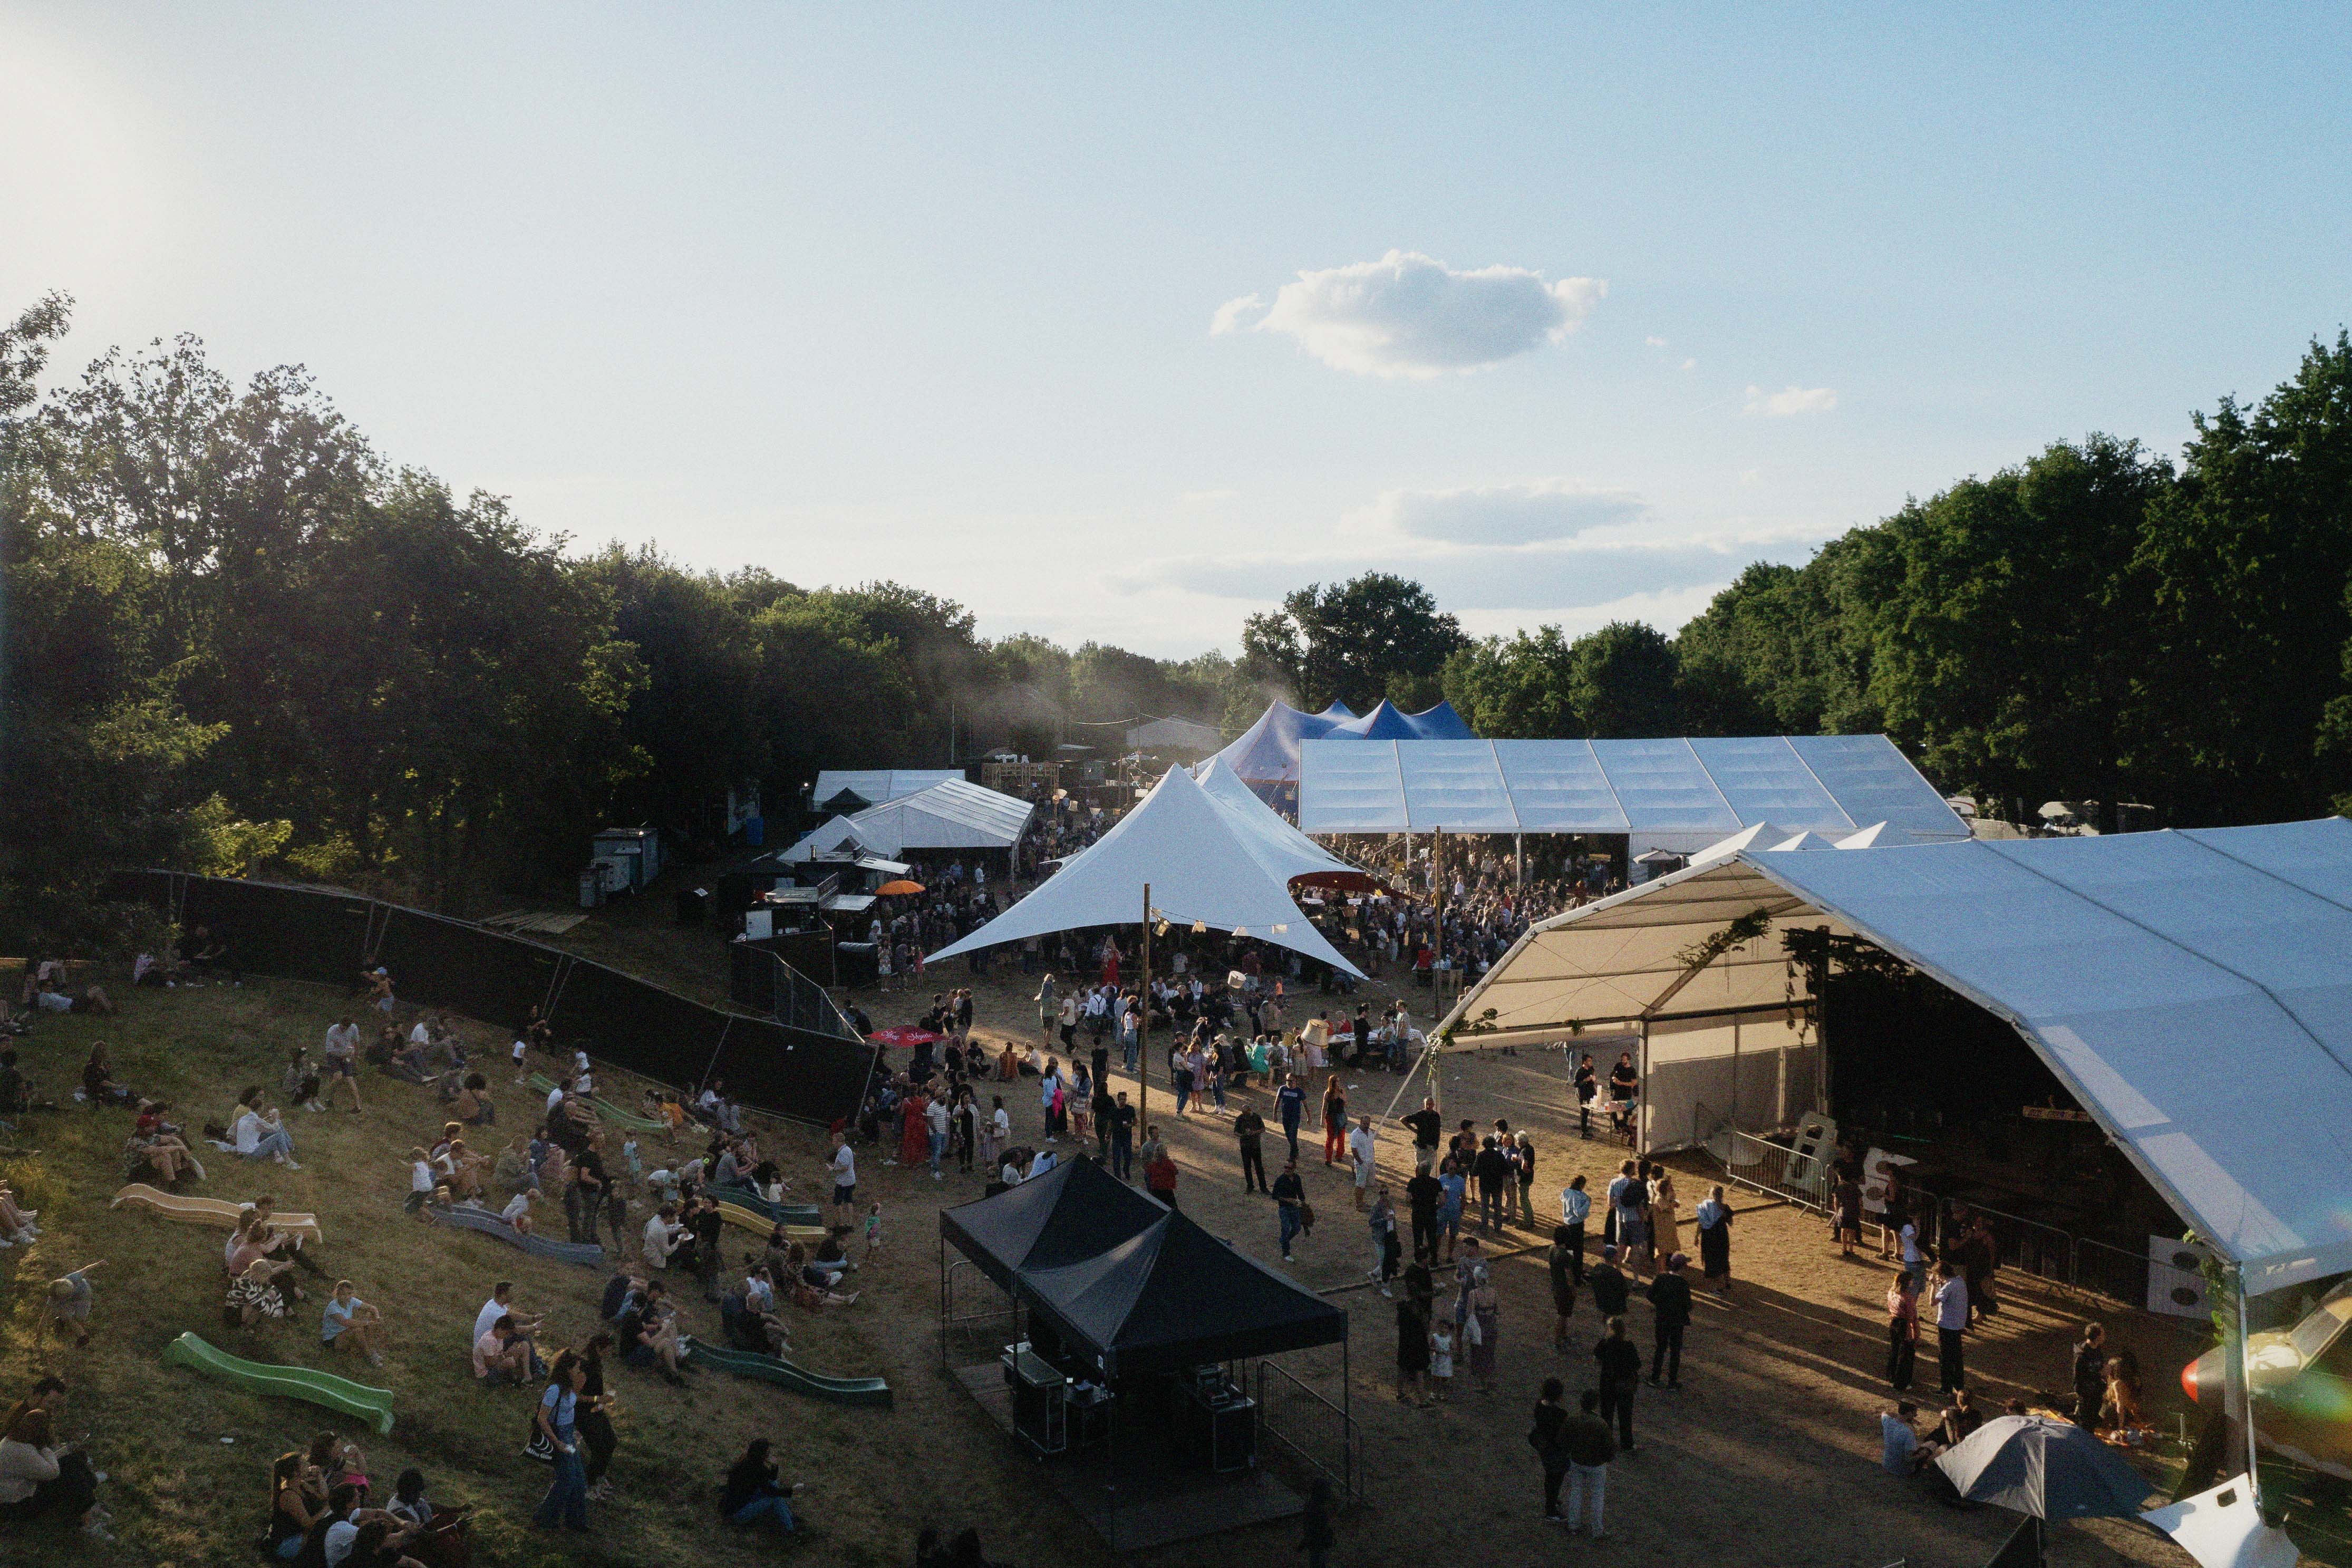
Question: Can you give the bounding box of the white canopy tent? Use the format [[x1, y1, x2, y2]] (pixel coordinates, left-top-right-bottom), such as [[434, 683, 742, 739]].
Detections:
[[929, 764, 1367, 977], [811, 769, 963, 811], [783, 779, 1034, 860], [1437, 818, 2352, 1297]]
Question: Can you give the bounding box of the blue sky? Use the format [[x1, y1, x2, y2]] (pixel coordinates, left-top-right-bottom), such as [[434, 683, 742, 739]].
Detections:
[[6, 4, 2349, 654]]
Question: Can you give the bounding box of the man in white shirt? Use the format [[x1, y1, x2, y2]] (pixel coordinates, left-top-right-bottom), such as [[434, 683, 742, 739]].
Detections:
[[642, 1205, 685, 1270], [510, 1035, 529, 1084], [473, 1280, 544, 1349], [924, 1095, 951, 1180], [1346, 1116, 1378, 1211], [1880, 1402, 1925, 1475], [827, 1133, 857, 1225], [1899, 1219, 1924, 1291], [1932, 1262, 1969, 1394]]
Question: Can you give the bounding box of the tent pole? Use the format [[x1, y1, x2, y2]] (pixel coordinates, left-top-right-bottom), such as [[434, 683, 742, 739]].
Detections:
[[1138, 882, 1151, 1153], [1637, 1017, 1651, 1155], [1514, 832, 1524, 891], [2236, 1269, 2262, 1499], [1433, 826, 1447, 1037]]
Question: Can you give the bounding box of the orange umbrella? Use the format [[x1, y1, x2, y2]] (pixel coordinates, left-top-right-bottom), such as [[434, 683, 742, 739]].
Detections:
[[876, 879, 926, 896]]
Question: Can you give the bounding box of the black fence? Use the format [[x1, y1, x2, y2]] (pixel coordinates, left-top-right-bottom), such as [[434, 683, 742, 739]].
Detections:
[[111, 871, 878, 1127]]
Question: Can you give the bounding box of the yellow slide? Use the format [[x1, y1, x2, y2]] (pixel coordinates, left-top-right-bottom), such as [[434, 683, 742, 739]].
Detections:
[[111, 1184, 323, 1245], [714, 1199, 823, 1243]]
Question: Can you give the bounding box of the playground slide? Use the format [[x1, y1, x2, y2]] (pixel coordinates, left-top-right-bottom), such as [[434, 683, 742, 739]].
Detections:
[[709, 1184, 823, 1229], [111, 1185, 323, 1244], [682, 1337, 892, 1409], [713, 1200, 823, 1243], [528, 1074, 669, 1134], [162, 1331, 394, 1436], [424, 1203, 606, 1269]]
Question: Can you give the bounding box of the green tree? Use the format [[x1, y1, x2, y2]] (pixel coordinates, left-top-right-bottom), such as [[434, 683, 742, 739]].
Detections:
[[1241, 572, 1466, 712]]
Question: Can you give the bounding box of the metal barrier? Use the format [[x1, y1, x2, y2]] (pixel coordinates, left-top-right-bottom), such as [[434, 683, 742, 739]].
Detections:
[[2072, 1236, 2150, 1309], [1944, 1199, 2075, 1289], [1253, 1357, 1360, 1499], [729, 941, 862, 1042], [1718, 1130, 1832, 1214]]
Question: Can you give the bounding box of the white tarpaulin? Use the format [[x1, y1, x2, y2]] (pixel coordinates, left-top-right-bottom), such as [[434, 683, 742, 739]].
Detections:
[[1437, 818, 2352, 1295], [785, 779, 1033, 859], [929, 765, 1366, 977]]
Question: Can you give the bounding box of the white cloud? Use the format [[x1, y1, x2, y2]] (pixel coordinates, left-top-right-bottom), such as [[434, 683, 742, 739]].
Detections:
[[1354, 479, 1646, 547], [1678, 357, 1697, 371], [1744, 383, 1838, 417], [1209, 294, 1265, 335], [1644, 335, 1669, 349], [1215, 249, 1605, 379]]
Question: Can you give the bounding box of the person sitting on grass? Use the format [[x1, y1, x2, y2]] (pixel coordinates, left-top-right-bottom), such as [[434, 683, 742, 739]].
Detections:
[[226, 1214, 308, 1299], [266, 1450, 326, 1560], [720, 1438, 806, 1538], [0, 1406, 109, 1541], [785, 1243, 859, 1308], [616, 1279, 686, 1385], [34, 980, 116, 1017], [232, 1091, 302, 1170], [81, 1045, 132, 1106], [321, 1280, 390, 1369], [125, 1120, 200, 1186], [493, 1132, 537, 1196], [451, 1073, 494, 1128], [498, 1185, 538, 1235], [226, 1255, 299, 1329], [473, 1316, 534, 1386], [0, 1180, 40, 1246], [472, 1281, 545, 1367], [0, 1048, 55, 1117], [430, 1127, 487, 1199], [283, 1049, 325, 1114], [42, 1261, 101, 1350], [737, 1265, 792, 1356], [246, 1195, 326, 1277], [385, 1467, 470, 1568]]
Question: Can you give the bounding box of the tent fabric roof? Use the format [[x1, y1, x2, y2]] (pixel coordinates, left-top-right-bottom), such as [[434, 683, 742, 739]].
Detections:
[[1208, 699, 1478, 785], [791, 779, 1034, 858], [812, 769, 963, 808], [943, 1159, 1348, 1375], [927, 765, 1366, 976], [1194, 758, 1383, 891], [938, 1156, 1166, 1293], [1437, 818, 2352, 1296], [1297, 733, 1971, 838]]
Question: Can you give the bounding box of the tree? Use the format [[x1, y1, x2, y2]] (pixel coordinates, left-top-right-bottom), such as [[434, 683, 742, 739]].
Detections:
[[1565, 621, 1682, 737], [1441, 627, 1580, 737], [1241, 572, 1466, 712]]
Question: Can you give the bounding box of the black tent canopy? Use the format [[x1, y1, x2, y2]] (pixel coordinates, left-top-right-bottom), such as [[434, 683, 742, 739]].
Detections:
[[940, 1157, 1346, 1377], [938, 1157, 1165, 1293]]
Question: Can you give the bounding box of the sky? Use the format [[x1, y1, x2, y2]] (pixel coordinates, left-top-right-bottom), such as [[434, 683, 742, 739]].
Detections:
[[6, 4, 2350, 656]]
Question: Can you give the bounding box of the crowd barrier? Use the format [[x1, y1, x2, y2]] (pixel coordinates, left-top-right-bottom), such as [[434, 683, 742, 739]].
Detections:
[[109, 871, 878, 1127]]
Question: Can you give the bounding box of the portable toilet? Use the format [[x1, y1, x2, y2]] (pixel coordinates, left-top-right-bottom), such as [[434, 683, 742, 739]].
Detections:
[[590, 827, 662, 893]]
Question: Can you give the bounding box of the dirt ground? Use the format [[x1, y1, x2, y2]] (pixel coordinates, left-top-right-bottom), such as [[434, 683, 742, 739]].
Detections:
[[827, 955, 2221, 1568]]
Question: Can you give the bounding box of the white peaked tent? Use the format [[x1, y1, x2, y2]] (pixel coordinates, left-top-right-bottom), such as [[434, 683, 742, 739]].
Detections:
[[1195, 758, 1382, 891], [928, 766, 1367, 977], [1438, 818, 2352, 1296]]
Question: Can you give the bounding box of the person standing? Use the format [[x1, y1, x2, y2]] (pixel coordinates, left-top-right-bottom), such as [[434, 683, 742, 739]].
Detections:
[[1649, 1168, 1681, 1259], [1646, 1253, 1692, 1390], [1473, 1137, 1509, 1236], [1402, 1096, 1443, 1175], [1346, 1116, 1377, 1211], [1234, 1105, 1269, 1194], [1405, 1165, 1443, 1264], [1933, 1260, 1969, 1394], [1693, 1184, 1734, 1299], [1834, 1168, 1864, 1259], [2072, 1322, 2108, 1426], [1589, 1245, 1630, 1321], [1467, 1277, 1500, 1395], [1886, 1272, 1920, 1391], [1272, 1159, 1306, 1263], [1573, 1054, 1598, 1140], [1144, 1141, 1178, 1211], [1561, 1389, 1615, 1537], [1548, 1226, 1580, 1351], [1276, 1074, 1306, 1164], [1320, 1076, 1347, 1166], [1594, 1315, 1641, 1454], [532, 1351, 590, 1533], [1514, 1131, 1538, 1227], [1558, 1175, 1590, 1284], [1395, 1281, 1430, 1405], [1531, 1377, 1571, 1523], [1033, 974, 1057, 1042], [1298, 1476, 1335, 1568], [1107, 1092, 1135, 1183]]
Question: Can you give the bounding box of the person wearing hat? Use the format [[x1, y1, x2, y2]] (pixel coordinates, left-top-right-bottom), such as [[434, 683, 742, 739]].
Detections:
[[1646, 1252, 1693, 1390]]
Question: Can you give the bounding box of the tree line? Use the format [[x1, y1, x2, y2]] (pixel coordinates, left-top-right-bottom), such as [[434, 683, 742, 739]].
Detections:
[[5, 292, 2348, 942]]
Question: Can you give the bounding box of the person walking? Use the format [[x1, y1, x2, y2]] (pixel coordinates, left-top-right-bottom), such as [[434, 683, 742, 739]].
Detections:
[[1548, 1226, 1580, 1351], [1320, 1076, 1347, 1166], [1272, 1159, 1307, 1262], [1886, 1272, 1920, 1391], [1033, 974, 1058, 1042], [1933, 1260, 1969, 1394], [1558, 1175, 1590, 1285], [1646, 1253, 1692, 1390], [1561, 1389, 1616, 1538], [1531, 1377, 1571, 1523], [1467, 1277, 1500, 1395], [1276, 1074, 1306, 1164], [1594, 1314, 1641, 1454], [1693, 1184, 1734, 1299], [1234, 1105, 1269, 1195]]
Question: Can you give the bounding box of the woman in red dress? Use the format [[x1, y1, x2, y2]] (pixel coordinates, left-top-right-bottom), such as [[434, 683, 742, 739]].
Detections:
[[1101, 941, 1121, 989], [898, 1090, 930, 1168]]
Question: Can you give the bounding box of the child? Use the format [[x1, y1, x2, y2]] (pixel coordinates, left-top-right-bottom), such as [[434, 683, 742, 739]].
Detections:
[[501, 1186, 536, 1235], [46, 1260, 102, 1348], [621, 1136, 642, 1180], [864, 1201, 884, 1259], [1427, 1307, 1455, 1402], [510, 1035, 530, 1086]]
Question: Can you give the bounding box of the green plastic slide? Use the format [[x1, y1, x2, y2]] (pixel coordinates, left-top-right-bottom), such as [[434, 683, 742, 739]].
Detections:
[[162, 1331, 395, 1436], [530, 1073, 669, 1133], [682, 1337, 892, 1408]]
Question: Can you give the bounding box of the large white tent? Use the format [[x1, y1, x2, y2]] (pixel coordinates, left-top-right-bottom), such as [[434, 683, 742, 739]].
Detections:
[[929, 764, 1367, 977], [1297, 734, 1970, 857], [811, 769, 963, 812], [783, 778, 1033, 860], [1437, 818, 2352, 1296]]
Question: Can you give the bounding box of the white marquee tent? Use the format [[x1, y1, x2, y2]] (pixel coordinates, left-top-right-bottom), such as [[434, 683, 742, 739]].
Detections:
[[1297, 734, 1970, 861], [811, 769, 964, 812], [1437, 817, 2352, 1296], [783, 778, 1034, 860], [930, 764, 1367, 977]]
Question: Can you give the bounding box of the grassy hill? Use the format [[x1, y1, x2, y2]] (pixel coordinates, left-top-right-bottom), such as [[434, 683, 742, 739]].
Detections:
[[0, 974, 902, 1567]]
